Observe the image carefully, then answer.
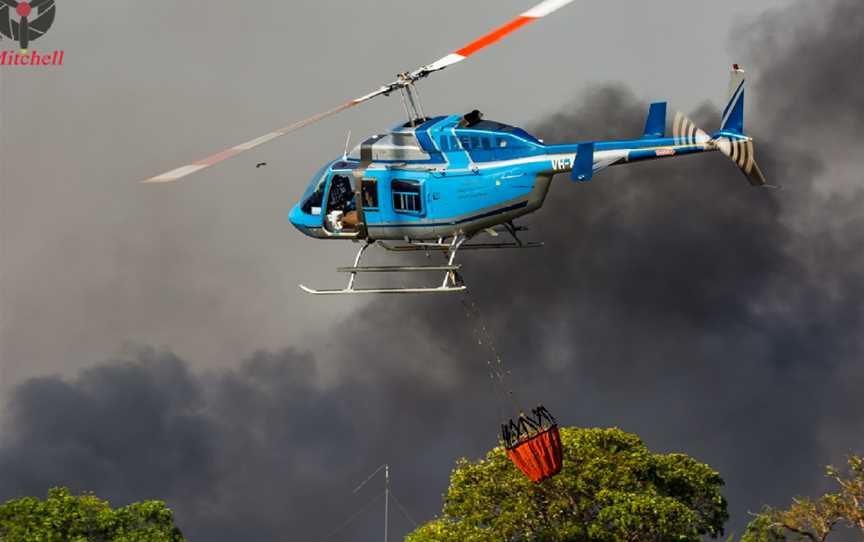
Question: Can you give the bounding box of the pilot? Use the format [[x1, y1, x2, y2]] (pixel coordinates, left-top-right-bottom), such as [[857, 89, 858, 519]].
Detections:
[[327, 175, 358, 231], [340, 181, 379, 230], [342, 210, 360, 229], [328, 176, 355, 212]]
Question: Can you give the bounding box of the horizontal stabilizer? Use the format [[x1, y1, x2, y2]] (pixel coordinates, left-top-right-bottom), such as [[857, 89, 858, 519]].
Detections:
[[571, 142, 594, 182], [643, 102, 667, 138]]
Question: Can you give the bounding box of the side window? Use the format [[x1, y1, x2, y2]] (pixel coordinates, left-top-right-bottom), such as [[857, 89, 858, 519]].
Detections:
[[467, 134, 496, 162], [494, 135, 526, 160], [391, 179, 423, 215], [361, 179, 379, 210]]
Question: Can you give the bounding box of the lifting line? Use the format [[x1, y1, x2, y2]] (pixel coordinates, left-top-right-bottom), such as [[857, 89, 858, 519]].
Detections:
[[460, 293, 521, 416]]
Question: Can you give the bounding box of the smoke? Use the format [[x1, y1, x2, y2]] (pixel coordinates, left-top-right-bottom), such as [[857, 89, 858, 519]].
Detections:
[[2, 0, 864, 540]]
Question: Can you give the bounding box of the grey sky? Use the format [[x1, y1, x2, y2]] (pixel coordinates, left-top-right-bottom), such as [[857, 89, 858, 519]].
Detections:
[[5, 1, 864, 542]]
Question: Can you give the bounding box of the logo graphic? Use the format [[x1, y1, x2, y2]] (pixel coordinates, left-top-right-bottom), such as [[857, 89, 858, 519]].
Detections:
[[0, 0, 56, 51], [0, 0, 62, 66]]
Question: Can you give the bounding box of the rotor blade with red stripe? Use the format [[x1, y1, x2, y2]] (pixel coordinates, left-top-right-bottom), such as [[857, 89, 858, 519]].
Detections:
[[415, 0, 576, 75], [142, 0, 577, 184], [142, 86, 389, 183]]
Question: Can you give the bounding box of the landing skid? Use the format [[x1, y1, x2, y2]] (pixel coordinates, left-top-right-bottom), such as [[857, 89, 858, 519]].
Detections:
[[299, 285, 466, 295], [299, 238, 467, 296], [298, 223, 541, 295]]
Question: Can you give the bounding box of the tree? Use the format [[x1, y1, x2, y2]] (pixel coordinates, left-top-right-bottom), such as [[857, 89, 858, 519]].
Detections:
[[741, 455, 864, 542], [407, 427, 728, 542], [0, 487, 185, 542]]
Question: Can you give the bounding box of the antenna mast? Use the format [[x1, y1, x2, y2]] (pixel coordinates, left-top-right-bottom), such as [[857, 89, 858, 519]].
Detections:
[[384, 464, 390, 542], [353, 464, 391, 542]]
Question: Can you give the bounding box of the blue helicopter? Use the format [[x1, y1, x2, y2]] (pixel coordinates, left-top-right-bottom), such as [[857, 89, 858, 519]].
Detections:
[[144, 0, 767, 295]]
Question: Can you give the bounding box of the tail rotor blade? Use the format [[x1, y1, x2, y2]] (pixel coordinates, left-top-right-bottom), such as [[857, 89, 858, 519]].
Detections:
[[677, 112, 770, 187], [673, 112, 710, 146]]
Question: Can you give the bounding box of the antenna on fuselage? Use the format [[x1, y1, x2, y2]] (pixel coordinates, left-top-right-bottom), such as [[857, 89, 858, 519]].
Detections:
[[342, 130, 352, 160]]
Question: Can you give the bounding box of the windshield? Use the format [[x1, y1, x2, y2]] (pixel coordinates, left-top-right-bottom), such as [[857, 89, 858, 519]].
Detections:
[[300, 163, 331, 215]]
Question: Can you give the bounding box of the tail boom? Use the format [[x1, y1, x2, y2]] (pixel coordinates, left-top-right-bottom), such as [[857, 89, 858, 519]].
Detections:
[[543, 65, 767, 186]]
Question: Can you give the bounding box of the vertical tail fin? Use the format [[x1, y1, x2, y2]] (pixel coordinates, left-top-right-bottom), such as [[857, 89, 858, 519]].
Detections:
[[643, 102, 667, 138], [720, 64, 746, 134]]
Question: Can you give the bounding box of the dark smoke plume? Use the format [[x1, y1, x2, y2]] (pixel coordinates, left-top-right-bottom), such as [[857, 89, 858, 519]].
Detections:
[[1, 0, 863, 540]]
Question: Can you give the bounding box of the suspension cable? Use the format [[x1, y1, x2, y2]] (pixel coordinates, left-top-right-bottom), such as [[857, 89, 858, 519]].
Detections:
[[460, 294, 521, 416]]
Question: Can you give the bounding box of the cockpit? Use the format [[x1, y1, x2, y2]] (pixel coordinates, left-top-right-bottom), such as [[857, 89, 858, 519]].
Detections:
[[290, 162, 362, 238]]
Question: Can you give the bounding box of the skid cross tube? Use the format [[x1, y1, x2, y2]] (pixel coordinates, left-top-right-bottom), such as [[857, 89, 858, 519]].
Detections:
[[347, 242, 371, 291], [443, 236, 466, 288]]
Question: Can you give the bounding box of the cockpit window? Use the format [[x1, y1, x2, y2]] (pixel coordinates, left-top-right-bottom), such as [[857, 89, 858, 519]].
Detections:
[[300, 164, 330, 215]]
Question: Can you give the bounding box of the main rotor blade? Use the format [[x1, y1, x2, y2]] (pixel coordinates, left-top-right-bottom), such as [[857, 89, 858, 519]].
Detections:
[[410, 0, 576, 77], [142, 87, 389, 183], [142, 0, 577, 184], [0, 0, 19, 8]]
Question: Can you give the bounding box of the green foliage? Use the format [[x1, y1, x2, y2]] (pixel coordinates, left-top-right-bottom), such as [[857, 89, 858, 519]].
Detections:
[[739, 514, 787, 542], [407, 427, 728, 542], [0, 487, 185, 542], [740, 454, 864, 542]]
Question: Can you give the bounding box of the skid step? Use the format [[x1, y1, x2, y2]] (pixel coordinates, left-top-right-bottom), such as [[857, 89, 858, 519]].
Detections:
[[337, 265, 461, 273], [299, 285, 467, 295]]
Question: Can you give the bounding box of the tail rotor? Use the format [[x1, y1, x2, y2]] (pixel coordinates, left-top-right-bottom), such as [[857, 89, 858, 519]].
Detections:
[[673, 111, 712, 147], [713, 134, 768, 187], [675, 110, 769, 187]]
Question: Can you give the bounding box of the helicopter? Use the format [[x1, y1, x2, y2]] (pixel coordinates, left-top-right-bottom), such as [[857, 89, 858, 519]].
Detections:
[[143, 0, 768, 295]]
